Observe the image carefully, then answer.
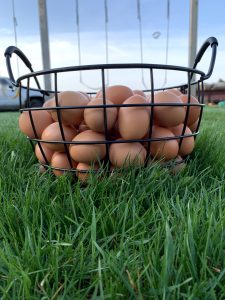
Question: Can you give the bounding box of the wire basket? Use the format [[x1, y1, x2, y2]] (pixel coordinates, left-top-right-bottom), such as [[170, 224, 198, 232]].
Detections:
[[4, 37, 218, 180]]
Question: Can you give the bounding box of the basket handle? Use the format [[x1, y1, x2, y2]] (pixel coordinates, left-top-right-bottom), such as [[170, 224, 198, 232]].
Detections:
[[4, 45, 41, 90], [192, 36, 218, 80]]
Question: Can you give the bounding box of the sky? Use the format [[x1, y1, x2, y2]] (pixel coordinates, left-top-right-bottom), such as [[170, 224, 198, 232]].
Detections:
[[0, 0, 224, 92]]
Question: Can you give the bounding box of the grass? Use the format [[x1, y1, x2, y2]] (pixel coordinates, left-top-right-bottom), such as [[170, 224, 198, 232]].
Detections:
[[0, 107, 225, 299]]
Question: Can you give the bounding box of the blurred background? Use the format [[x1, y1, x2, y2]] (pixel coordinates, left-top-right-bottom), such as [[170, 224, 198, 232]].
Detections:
[[0, 0, 224, 104]]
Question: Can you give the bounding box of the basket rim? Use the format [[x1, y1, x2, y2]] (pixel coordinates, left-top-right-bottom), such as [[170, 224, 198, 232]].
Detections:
[[15, 62, 205, 86]]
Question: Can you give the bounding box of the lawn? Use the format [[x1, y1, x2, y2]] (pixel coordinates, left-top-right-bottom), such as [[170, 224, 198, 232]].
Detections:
[[0, 107, 225, 299]]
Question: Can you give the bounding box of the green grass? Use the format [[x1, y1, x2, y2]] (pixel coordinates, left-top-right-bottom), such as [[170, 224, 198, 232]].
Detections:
[[0, 107, 225, 299]]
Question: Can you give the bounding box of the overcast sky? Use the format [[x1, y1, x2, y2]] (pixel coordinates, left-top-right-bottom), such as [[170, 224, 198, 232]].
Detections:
[[0, 0, 224, 91]]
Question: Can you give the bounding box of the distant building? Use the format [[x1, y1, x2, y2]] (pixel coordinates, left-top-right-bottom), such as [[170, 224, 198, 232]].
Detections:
[[204, 79, 225, 104]]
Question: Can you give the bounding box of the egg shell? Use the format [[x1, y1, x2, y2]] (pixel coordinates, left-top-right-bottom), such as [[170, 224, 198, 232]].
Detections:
[[41, 122, 77, 151], [107, 121, 121, 140], [42, 98, 56, 117], [51, 152, 77, 176], [35, 143, 54, 164], [170, 124, 195, 157], [118, 95, 150, 139], [69, 130, 106, 163], [84, 98, 117, 133], [109, 140, 147, 167], [166, 89, 183, 97], [51, 91, 89, 126], [133, 89, 146, 97], [146, 94, 152, 102], [18, 110, 53, 139], [96, 85, 133, 105], [153, 91, 186, 127], [179, 94, 201, 125], [43, 97, 55, 108], [150, 126, 179, 161], [189, 118, 199, 132], [78, 91, 91, 102], [78, 122, 90, 133], [76, 162, 99, 183]]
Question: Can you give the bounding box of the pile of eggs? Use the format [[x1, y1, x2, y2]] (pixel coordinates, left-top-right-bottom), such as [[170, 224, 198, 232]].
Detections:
[[18, 85, 201, 181]]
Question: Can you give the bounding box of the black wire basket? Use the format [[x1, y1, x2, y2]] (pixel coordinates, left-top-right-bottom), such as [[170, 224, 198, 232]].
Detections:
[[4, 37, 218, 180]]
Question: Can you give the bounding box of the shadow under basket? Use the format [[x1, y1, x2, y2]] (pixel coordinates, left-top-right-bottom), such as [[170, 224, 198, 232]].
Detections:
[[4, 37, 218, 180]]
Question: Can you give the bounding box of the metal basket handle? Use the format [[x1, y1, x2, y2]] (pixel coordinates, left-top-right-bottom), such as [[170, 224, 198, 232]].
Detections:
[[4, 45, 41, 90], [192, 36, 218, 80]]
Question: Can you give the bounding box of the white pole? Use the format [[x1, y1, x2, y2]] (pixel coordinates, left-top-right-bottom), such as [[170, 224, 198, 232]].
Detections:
[[188, 0, 198, 95], [38, 0, 51, 91], [12, 0, 20, 77]]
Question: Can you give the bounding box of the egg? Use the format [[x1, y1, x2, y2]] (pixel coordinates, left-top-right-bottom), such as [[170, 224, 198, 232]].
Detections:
[[51, 91, 89, 126], [76, 162, 99, 183], [35, 143, 54, 164], [18, 110, 53, 139], [133, 89, 146, 97], [42, 97, 56, 117], [107, 121, 121, 140], [166, 89, 183, 97], [51, 152, 77, 176], [118, 95, 150, 139], [43, 97, 55, 108], [84, 98, 117, 133], [149, 126, 179, 161], [189, 119, 199, 132], [153, 91, 185, 127], [78, 121, 89, 133], [69, 130, 106, 163], [109, 140, 146, 167], [78, 91, 91, 102], [41, 122, 77, 151], [146, 94, 152, 102], [96, 85, 133, 105], [179, 94, 201, 125], [170, 124, 195, 157]]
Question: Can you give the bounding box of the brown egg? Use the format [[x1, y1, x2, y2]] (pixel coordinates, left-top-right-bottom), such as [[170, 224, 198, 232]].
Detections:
[[51, 152, 77, 176], [96, 85, 133, 105], [170, 124, 195, 157], [107, 121, 121, 140], [78, 91, 91, 102], [133, 89, 146, 97], [150, 126, 179, 161], [84, 98, 117, 133], [146, 94, 152, 102], [166, 89, 183, 97], [153, 91, 185, 127], [78, 122, 89, 133], [76, 162, 99, 183], [179, 94, 201, 125], [42, 97, 56, 117], [41, 122, 77, 151], [69, 130, 106, 163], [35, 143, 54, 164], [118, 95, 150, 139], [51, 91, 89, 126], [189, 119, 199, 132], [18, 110, 53, 139], [43, 97, 55, 108], [109, 140, 147, 167]]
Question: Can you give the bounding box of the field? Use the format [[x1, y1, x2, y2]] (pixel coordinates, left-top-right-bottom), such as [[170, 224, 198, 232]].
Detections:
[[0, 107, 225, 299]]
